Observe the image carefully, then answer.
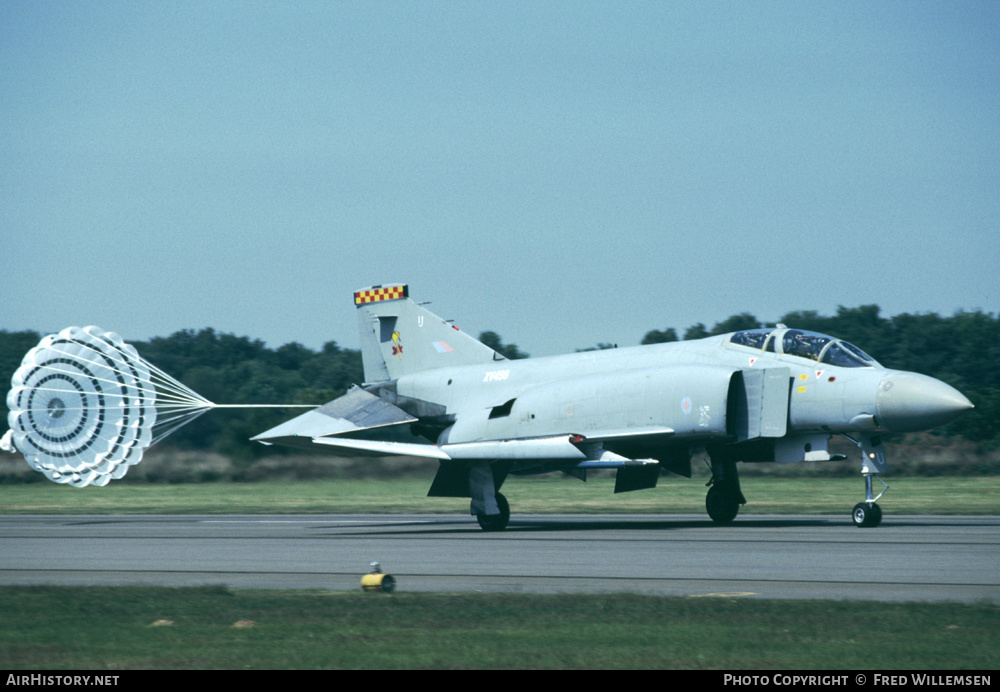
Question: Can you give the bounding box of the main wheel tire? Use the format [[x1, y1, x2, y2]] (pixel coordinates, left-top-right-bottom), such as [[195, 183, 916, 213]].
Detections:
[[706, 485, 739, 524], [476, 492, 510, 532]]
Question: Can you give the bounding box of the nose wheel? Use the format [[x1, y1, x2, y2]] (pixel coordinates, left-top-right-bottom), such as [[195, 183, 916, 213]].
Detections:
[[852, 501, 882, 528]]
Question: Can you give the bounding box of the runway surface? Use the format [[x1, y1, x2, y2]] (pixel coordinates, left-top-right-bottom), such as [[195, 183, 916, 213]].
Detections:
[[1, 513, 998, 603]]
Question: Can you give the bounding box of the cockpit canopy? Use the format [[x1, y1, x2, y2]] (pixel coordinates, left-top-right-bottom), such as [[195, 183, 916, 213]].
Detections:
[[728, 328, 880, 368]]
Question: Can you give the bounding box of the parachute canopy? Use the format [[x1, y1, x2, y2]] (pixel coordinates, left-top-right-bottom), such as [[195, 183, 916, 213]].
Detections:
[[5, 326, 213, 487]]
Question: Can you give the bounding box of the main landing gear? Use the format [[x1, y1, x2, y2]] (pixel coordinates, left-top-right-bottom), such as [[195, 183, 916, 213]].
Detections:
[[705, 456, 746, 524], [476, 492, 510, 532], [429, 460, 513, 531]]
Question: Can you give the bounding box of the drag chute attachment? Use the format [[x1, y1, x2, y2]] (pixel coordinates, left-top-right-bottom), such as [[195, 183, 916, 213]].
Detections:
[[4, 326, 313, 487]]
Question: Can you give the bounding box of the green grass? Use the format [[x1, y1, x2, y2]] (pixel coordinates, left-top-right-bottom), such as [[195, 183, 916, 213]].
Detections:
[[0, 587, 996, 669], [1, 473, 997, 515]]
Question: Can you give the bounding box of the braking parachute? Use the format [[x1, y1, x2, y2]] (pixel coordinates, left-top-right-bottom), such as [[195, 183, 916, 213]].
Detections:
[[2, 326, 309, 487]]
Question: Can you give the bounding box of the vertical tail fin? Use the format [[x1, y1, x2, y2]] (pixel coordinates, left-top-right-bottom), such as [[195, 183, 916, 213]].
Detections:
[[355, 284, 503, 382]]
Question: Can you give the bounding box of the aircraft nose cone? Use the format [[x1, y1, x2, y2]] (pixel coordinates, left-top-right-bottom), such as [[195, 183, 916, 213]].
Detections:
[[876, 371, 973, 433]]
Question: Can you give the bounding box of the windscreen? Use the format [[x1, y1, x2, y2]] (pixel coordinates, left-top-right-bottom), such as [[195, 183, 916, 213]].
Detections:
[[730, 328, 878, 367]]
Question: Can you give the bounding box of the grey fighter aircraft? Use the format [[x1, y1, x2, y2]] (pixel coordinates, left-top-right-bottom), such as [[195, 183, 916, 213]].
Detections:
[[253, 284, 973, 530]]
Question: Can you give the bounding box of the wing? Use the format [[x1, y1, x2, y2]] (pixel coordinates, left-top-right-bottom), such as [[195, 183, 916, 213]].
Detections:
[[254, 390, 661, 460]]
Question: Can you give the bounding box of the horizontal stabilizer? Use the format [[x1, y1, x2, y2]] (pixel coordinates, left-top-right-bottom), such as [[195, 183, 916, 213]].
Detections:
[[251, 387, 416, 449]]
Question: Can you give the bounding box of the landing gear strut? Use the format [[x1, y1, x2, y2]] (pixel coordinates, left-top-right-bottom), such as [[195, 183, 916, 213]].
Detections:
[[844, 434, 889, 528]]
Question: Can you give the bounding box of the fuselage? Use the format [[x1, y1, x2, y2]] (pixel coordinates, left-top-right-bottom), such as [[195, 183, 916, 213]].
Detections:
[[394, 329, 971, 448]]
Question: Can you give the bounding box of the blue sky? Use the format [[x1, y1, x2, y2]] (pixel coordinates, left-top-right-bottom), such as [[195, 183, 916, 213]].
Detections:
[[3, 1, 997, 357]]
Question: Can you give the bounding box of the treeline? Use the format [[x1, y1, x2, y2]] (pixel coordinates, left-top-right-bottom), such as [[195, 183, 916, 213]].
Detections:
[[1, 305, 997, 463]]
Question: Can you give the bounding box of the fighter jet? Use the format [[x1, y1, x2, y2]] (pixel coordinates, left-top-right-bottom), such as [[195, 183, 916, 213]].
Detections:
[[253, 284, 973, 530]]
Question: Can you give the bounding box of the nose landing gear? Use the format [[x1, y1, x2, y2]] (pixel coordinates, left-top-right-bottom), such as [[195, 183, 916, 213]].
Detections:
[[844, 434, 889, 528]]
